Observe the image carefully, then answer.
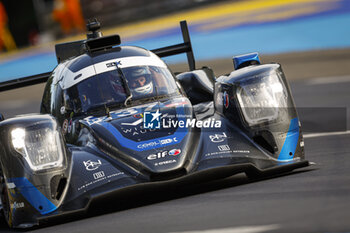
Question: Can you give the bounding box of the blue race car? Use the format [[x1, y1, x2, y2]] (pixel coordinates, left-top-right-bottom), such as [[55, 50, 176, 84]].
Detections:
[[0, 20, 308, 228]]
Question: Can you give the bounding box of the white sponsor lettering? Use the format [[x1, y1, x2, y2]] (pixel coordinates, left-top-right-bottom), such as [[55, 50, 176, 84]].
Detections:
[[218, 144, 230, 151], [147, 151, 168, 160], [138, 141, 160, 149], [137, 137, 177, 149], [83, 160, 102, 171], [147, 149, 181, 160], [155, 160, 176, 166], [122, 127, 156, 136], [93, 171, 105, 180], [209, 132, 227, 143], [7, 183, 16, 189], [77, 172, 125, 191], [11, 202, 24, 209], [205, 150, 250, 157], [83, 108, 142, 126]]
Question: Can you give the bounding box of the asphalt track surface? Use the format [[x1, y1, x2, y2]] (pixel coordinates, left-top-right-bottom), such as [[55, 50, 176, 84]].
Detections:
[[0, 50, 350, 232]]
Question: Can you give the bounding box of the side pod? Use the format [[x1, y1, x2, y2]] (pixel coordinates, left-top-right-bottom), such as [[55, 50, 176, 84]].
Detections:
[[214, 63, 305, 162]]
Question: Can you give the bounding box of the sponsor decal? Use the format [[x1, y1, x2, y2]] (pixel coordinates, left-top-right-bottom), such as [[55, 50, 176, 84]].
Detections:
[[7, 183, 16, 189], [121, 126, 156, 136], [60, 106, 66, 115], [133, 113, 144, 118], [155, 160, 176, 166], [169, 149, 181, 156], [11, 202, 24, 209], [77, 172, 125, 191], [62, 119, 68, 134], [144, 110, 161, 129], [218, 144, 230, 151], [223, 91, 229, 109], [138, 141, 159, 149], [93, 171, 105, 180], [209, 132, 227, 143], [106, 60, 122, 68], [83, 109, 139, 126], [83, 160, 102, 171], [160, 138, 176, 144], [204, 150, 250, 157], [67, 119, 73, 134], [147, 149, 181, 160], [137, 137, 178, 149]]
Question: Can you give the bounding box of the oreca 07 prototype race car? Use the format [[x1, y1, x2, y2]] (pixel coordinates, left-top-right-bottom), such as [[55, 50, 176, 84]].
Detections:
[[0, 20, 308, 228]]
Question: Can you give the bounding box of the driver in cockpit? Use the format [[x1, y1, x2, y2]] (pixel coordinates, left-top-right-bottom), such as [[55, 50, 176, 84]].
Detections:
[[127, 67, 154, 96]]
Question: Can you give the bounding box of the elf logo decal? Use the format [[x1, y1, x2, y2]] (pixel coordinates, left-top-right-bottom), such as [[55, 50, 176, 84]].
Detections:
[[147, 149, 181, 160], [169, 149, 181, 156]]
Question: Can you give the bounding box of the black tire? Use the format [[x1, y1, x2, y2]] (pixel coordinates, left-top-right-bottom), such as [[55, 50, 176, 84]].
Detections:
[[0, 173, 11, 227]]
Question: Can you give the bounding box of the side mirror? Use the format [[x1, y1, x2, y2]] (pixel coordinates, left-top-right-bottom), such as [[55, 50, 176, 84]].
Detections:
[[0, 114, 4, 122]]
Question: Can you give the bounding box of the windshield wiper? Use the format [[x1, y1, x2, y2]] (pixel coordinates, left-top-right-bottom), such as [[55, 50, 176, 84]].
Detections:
[[115, 63, 133, 106]]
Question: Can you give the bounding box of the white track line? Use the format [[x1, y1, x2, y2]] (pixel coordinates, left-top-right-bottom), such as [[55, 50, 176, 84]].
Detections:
[[171, 225, 280, 233], [303, 130, 350, 138], [306, 75, 350, 85]]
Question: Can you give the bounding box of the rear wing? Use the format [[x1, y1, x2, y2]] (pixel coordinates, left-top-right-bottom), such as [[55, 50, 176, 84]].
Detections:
[[0, 72, 51, 92], [0, 20, 195, 92], [151, 21, 196, 71]]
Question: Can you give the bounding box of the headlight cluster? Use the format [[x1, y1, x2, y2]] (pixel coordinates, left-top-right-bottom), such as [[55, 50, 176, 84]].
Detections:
[[11, 124, 65, 171], [236, 71, 288, 126]]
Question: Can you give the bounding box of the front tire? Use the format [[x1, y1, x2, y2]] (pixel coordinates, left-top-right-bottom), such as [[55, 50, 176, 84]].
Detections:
[[0, 173, 11, 227]]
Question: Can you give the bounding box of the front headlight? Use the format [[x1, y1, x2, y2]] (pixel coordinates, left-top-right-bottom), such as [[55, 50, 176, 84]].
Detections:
[[236, 71, 288, 126], [11, 124, 65, 171]]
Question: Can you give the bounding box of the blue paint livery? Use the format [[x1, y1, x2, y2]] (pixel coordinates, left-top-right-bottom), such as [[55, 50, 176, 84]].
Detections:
[[278, 117, 300, 161], [7, 177, 57, 215], [99, 106, 188, 151]]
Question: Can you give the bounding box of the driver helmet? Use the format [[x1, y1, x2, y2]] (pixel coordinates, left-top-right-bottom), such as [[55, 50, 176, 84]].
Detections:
[[127, 67, 153, 95]]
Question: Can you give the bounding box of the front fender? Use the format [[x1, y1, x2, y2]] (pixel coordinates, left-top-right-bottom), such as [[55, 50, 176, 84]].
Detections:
[[0, 114, 71, 228], [214, 64, 304, 162]]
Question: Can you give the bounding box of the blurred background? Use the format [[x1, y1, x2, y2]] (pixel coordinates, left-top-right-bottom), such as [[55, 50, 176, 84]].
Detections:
[[0, 0, 349, 81]]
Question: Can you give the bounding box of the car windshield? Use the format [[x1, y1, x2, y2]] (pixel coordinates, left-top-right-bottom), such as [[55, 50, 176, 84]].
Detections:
[[64, 65, 179, 114]]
